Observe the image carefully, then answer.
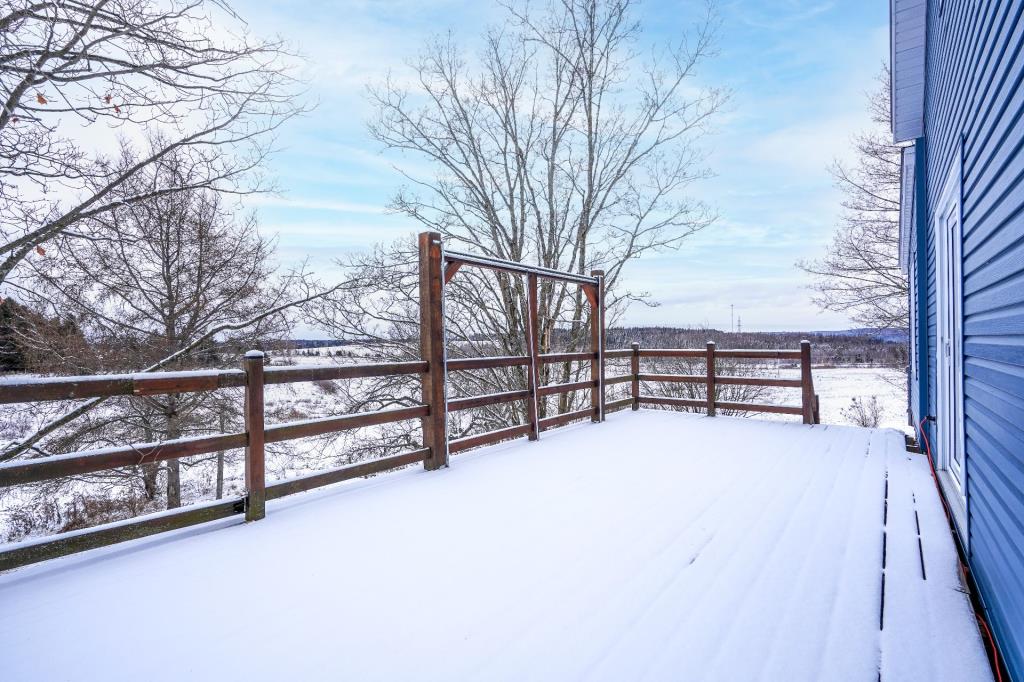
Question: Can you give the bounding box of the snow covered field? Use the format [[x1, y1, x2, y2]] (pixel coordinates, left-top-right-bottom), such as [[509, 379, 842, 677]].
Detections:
[[0, 411, 988, 681], [812, 366, 910, 432]]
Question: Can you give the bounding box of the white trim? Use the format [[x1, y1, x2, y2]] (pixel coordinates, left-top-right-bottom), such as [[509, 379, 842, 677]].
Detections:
[[938, 468, 969, 549], [933, 158, 966, 507]]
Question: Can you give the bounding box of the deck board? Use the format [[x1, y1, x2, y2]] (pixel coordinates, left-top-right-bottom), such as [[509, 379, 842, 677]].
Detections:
[[0, 410, 992, 681]]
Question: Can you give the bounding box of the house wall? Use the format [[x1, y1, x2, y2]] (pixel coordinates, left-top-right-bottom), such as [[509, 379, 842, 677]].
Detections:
[[918, 1, 1024, 677]]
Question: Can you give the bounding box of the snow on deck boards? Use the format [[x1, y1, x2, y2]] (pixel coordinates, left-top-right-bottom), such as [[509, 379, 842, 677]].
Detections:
[[0, 410, 991, 681]]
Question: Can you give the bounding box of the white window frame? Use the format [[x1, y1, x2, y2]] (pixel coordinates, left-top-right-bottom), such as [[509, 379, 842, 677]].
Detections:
[[933, 158, 968, 527]]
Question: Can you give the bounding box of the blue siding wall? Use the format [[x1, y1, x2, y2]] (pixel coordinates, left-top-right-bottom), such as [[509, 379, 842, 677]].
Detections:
[[921, 1, 1024, 677]]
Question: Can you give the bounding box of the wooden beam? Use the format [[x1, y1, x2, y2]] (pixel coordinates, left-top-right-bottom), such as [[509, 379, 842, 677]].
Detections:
[[0, 370, 246, 404], [265, 449, 429, 500], [0, 498, 244, 572], [591, 269, 605, 422], [539, 407, 592, 431], [447, 390, 530, 412], [447, 355, 530, 370], [716, 401, 804, 416], [443, 261, 463, 284], [539, 351, 594, 364], [607, 397, 633, 413], [639, 396, 707, 410], [632, 373, 803, 389], [800, 340, 815, 424], [243, 351, 266, 522], [537, 380, 594, 397], [638, 348, 705, 359], [419, 232, 449, 470], [582, 284, 597, 308], [443, 251, 599, 286], [706, 341, 716, 417], [526, 274, 541, 441], [0, 432, 248, 487], [631, 342, 640, 411], [449, 424, 532, 454], [264, 405, 429, 442], [716, 376, 803, 388], [714, 349, 802, 359], [603, 374, 632, 385], [638, 373, 704, 384], [264, 361, 427, 385]]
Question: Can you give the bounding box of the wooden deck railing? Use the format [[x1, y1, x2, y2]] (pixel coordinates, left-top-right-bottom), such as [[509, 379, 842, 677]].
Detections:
[[607, 341, 821, 425], [0, 357, 432, 570], [0, 231, 820, 572]]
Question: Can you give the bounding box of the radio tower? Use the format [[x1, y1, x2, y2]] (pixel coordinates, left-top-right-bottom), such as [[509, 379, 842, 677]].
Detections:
[[737, 316, 742, 334]]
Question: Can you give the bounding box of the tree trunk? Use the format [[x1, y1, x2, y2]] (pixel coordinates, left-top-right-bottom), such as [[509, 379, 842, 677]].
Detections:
[[164, 394, 182, 509], [215, 409, 226, 499]]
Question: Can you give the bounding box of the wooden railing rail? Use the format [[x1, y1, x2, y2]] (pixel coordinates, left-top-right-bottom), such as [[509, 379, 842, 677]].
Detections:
[[0, 361, 431, 405], [621, 340, 819, 424], [447, 355, 529, 371]]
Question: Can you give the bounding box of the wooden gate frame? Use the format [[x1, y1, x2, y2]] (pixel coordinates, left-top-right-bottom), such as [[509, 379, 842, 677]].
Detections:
[[419, 231, 606, 467]]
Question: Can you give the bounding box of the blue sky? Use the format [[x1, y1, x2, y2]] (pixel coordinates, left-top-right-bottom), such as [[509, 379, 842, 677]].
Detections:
[[233, 0, 890, 333]]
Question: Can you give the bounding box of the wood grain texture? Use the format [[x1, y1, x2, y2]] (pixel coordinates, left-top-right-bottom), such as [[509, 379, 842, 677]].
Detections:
[[265, 449, 429, 500], [447, 356, 530, 370], [0, 432, 248, 487], [0, 498, 244, 572], [591, 270, 605, 422], [419, 232, 449, 470], [706, 342, 716, 417], [243, 351, 266, 521], [449, 424, 532, 454], [526, 274, 541, 441], [447, 390, 530, 412], [264, 406, 429, 443]]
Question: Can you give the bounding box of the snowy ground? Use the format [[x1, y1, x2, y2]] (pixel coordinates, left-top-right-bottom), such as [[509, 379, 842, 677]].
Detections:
[[745, 366, 911, 435], [812, 366, 910, 432], [0, 410, 988, 681]]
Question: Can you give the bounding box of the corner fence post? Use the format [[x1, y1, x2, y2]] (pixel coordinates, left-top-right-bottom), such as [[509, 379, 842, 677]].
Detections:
[[800, 339, 814, 425], [243, 350, 266, 521], [419, 231, 449, 469], [706, 341, 716, 417], [526, 274, 541, 440], [590, 269, 606, 422], [631, 342, 640, 410]]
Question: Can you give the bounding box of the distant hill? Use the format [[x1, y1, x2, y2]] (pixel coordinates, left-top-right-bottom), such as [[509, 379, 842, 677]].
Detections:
[[607, 327, 908, 367], [809, 328, 909, 343]]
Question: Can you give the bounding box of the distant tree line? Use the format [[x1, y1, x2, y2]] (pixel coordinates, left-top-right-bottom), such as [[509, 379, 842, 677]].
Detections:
[[606, 327, 909, 368]]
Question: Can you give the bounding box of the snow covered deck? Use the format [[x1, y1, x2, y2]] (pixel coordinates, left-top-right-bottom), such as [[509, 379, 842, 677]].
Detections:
[[1, 410, 991, 681]]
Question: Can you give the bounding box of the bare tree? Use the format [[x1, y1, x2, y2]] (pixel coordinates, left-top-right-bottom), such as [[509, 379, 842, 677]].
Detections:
[[321, 0, 724, 434], [799, 65, 908, 330], [0, 143, 348, 510], [0, 0, 302, 286], [7, 146, 298, 507]]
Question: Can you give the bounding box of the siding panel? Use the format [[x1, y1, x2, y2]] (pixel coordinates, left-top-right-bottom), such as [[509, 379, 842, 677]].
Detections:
[[920, 0, 1024, 677]]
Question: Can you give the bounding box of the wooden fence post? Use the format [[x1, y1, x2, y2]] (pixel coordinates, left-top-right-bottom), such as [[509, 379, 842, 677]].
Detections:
[[590, 270, 606, 422], [706, 341, 716, 417], [800, 339, 814, 425], [243, 350, 266, 522], [631, 342, 640, 410], [526, 274, 541, 440], [419, 232, 449, 469]]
